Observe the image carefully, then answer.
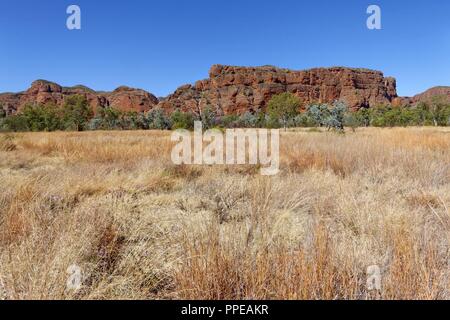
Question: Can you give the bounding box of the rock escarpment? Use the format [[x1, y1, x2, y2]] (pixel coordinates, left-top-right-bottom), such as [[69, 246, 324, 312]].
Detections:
[[4, 65, 449, 117], [411, 86, 450, 104], [158, 65, 398, 114], [391, 86, 450, 107], [0, 80, 159, 115]]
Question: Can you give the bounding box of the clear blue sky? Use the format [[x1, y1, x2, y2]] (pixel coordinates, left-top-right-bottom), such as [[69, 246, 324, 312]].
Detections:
[[1, 0, 449, 97]]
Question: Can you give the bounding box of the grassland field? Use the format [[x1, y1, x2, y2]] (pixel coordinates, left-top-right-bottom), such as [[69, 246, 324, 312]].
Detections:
[[0, 127, 449, 299]]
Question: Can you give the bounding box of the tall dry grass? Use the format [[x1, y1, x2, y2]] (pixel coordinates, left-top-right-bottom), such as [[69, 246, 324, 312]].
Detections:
[[0, 127, 449, 300]]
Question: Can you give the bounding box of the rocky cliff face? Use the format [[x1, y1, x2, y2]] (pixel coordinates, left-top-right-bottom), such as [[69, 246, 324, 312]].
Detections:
[[411, 86, 450, 104], [391, 86, 450, 107], [0, 93, 21, 116], [6, 65, 449, 118], [106, 86, 159, 113], [158, 65, 398, 114], [0, 80, 159, 115]]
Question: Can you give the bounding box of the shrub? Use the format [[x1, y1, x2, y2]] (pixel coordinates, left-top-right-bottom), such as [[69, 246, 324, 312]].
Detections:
[[0, 106, 6, 119], [267, 93, 300, 130], [87, 109, 148, 131], [62, 95, 93, 131], [306, 104, 330, 127], [344, 112, 359, 131], [1, 114, 29, 132], [87, 117, 103, 131], [354, 108, 372, 127], [264, 114, 282, 129], [219, 114, 239, 128], [236, 112, 259, 128], [413, 103, 433, 126], [146, 108, 172, 130], [325, 101, 347, 131], [98, 107, 122, 129], [119, 112, 139, 130], [21, 103, 62, 132], [199, 107, 216, 129], [131, 113, 150, 130], [357, 102, 450, 128], [290, 114, 314, 127], [171, 110, 195, 130], [429, 95, 449, 126]]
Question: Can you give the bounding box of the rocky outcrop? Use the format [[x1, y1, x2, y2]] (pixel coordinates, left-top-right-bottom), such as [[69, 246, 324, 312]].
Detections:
[[3, 66, 449, 117], [158, 65, 398, 114], [0, 93, 21, 116], [391, 86, 450, 107], [411, 86, 450, 104], [106, 86, 159, 113], [17, 80, 108, 112], [0, 80, 159, 115]]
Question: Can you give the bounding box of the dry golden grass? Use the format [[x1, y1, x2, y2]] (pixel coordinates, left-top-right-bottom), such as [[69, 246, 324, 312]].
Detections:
[[0, 127, 449, 300]]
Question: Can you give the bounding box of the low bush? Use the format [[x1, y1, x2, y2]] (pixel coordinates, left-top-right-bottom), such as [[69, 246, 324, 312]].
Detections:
[[1, 94, 449, 133]]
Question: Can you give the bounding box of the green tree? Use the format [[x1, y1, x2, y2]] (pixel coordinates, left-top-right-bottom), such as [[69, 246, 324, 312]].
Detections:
[[292, 113, 315, 127], [306, 104, 330, 127], [237, 112, 259, 128], [325, 101, 347, 131], [430, 95, 450, 126], [267, 93, 300, 130], [219, 114, 239, 128], [1, 114, 29, 132], [62, 95, 93, 131], [98, 107, 122, 129], [170, 110, 194, 130], [0, 105, 6, 119], [21, 103, 62, 131], [200, 106, 216, 129], [369, 105, 389, 127], [145, 108, 172, 130], [355, 108, 372, 127], [87, 117, 103, 131], [344, 112, 359, 132], [383, 107, 401, 127]]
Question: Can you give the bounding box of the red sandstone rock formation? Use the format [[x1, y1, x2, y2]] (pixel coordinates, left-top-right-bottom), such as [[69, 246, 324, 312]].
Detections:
[[2, 66, 449, 117], [410, 86, 450, 104], [0, 80, 159, 115], [0, 93, 21, 116], [157, 65, 398, 114], [391, 86, 450, 107], [106, 86, 159, 113]]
